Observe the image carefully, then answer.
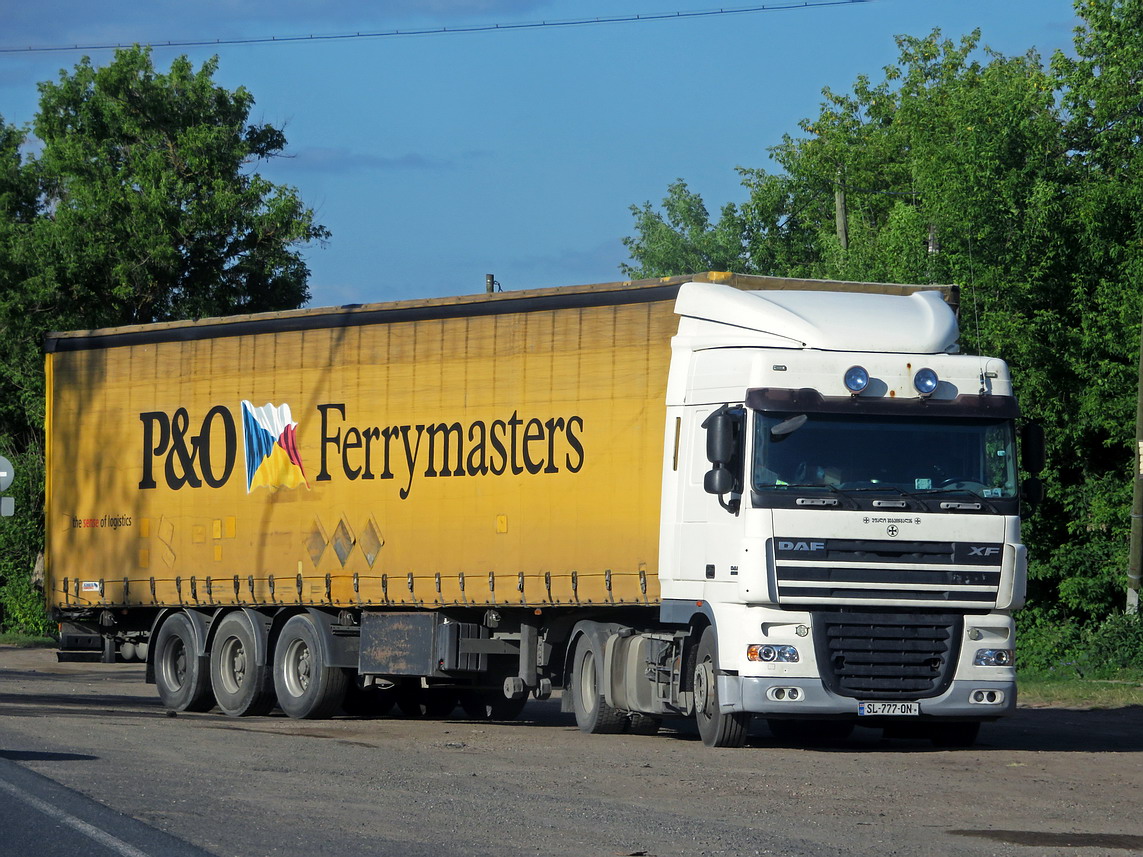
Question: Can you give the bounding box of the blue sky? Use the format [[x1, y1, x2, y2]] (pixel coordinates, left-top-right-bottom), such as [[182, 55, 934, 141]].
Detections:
[[0, 0, 1079, 308]]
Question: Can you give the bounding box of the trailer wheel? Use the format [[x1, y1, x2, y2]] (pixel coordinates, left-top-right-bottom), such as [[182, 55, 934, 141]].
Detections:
[[693, 628, 750, 748], [210, 613, 275, 717], [459, 690, 527, 721], [570, 636, 627, 734], [273, 614, 348, 719], [154, 613, 215, 712]]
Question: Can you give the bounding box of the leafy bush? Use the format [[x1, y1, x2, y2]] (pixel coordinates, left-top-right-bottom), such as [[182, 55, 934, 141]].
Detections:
[[1018, 608, 1143, 680], [0, 440, 50, 637], [0, 573, 52, 637]]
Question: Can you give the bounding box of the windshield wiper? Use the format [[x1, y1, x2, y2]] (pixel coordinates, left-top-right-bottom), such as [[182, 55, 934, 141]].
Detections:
[[912, 484, 999, 513], [757, 482, 859, 509], [834, 484, 934, 512]]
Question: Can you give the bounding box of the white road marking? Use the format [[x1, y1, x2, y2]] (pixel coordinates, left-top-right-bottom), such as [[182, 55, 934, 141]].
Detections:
[[0, 776, 153, 857]]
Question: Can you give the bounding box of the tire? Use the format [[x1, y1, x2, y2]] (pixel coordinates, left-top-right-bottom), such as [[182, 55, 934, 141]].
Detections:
[[210, 612, 275, 717], [459, 689, 528, 721], [768, 718, 854, 746], [693, 628, 750, 748], [930, 721, 981, 748], [627, 713, 662, 736], [570, 635, 627, 734], [154, 613, 215, 712], [273, 614, 349, 719]]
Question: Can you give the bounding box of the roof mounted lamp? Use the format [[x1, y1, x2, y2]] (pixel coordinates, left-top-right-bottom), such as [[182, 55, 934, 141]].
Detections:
[[843, 365, 869, 395], [913, 368, 939, 398]]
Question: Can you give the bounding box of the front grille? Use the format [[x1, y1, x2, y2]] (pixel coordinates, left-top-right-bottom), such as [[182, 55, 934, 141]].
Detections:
[[813, 610, 962, 699], [775, 538, 1002, 606]]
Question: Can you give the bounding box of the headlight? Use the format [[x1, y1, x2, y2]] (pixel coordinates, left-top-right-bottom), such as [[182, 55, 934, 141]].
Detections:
[[973, 648, 1013, 667], [748, 644, 800, 663]]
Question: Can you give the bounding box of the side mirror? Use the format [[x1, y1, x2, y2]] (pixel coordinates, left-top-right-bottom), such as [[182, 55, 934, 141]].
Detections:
[[702, 407, 736, 466], [1021, 422, 1045, 476], [701, 406, 741, 509], [704, 467, 735, 496]]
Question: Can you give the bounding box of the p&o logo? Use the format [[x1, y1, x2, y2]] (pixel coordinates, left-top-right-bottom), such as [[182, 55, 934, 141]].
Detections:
[[138, 402, 307, 492]]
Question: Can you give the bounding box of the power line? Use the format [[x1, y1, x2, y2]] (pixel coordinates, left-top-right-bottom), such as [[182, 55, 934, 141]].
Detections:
[[0, 1, 874, 55]]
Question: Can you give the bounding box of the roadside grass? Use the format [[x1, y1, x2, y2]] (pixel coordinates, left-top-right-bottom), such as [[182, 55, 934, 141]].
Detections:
[[1018, 671, 1143, 708], [0, 632, 57, 648]]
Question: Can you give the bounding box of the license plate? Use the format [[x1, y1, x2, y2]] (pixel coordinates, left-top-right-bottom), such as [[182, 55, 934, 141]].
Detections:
[[858, 701, 919, 716]]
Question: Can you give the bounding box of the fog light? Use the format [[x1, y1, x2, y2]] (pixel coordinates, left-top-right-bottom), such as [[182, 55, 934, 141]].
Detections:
[[748, 644, 800, 663], [973, 648, 1013, 667], [970, 689, 1006, 705]]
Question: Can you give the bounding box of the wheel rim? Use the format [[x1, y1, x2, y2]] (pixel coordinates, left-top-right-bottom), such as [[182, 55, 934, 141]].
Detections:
[[283, 637, 312, 698], [694, 657, 714, 719], [161, 637, 187, 692], [219, 635, 247, 695], [578, 649, 598, 715]]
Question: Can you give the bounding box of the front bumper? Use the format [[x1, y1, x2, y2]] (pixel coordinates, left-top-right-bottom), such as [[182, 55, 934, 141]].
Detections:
[[718, 675, 1016, 720]]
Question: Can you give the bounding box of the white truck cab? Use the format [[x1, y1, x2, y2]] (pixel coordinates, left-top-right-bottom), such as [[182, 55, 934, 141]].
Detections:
[[646, 281, 1032, 746]]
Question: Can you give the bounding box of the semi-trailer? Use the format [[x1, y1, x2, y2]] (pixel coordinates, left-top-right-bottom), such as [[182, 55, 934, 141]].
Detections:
[[45, 271, 1040, 747]]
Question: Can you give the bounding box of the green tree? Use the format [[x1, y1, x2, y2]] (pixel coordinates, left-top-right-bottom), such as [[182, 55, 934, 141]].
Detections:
[[1048, 0, 1143, 617], [0, 47, 328, 633]]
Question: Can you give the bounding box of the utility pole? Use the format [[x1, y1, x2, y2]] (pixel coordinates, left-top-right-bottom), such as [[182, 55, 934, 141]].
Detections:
[[834, 168, 848, 251]]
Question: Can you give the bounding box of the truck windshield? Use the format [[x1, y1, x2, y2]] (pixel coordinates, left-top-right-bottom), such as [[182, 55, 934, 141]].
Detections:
[[752, 412, 1018, 499]]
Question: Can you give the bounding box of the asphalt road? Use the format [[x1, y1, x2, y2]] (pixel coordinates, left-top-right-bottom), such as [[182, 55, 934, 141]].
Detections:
[[1, 646, 1142, 857]]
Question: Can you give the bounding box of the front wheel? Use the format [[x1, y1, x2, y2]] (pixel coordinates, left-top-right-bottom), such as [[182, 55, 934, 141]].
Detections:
[[273, 614, 348, 719], [693, 628, 750, 748], [154, 613, 215, 712]]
